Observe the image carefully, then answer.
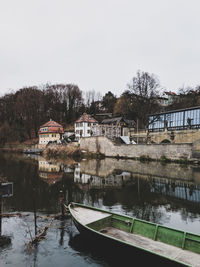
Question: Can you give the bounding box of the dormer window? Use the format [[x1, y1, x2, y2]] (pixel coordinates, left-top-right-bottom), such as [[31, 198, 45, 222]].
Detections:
[[41, 127, 48, 132]]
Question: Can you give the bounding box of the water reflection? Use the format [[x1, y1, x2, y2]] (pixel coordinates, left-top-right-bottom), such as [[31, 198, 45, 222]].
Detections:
[[74, 163, 131, 189], [150, 177, 200, 203], [75, 158, 200, 206], [38, 158, 64, 185], [0, 182, 13, 246], [1, 152, 200, 266]]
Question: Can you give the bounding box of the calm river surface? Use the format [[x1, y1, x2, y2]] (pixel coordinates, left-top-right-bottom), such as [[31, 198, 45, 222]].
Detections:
[[1, 152, 200, 267]]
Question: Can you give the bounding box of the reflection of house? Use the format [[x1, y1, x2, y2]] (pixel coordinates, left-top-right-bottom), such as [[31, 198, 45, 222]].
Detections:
[[38, 119, 64, 145], [38, 160, 63, 185], [1, 182, 13, 197], [63, 166, 74, 173], [39, 160, 61, 172], [74, 113, 98, 140], [91, 117, 135, 139], [74, 165, 131, 189]]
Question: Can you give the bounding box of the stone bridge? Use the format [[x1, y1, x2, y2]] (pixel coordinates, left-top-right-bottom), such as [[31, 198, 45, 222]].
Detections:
[[131, 129, 200, 145]]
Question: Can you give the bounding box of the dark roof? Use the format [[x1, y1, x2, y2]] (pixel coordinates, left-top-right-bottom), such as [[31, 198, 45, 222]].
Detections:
[[124, 119, 136, 127], [101, 117, 135, 127], [101, 117, 123, 125]]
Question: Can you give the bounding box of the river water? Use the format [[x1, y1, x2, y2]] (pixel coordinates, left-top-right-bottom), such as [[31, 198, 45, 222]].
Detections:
[[0, 152, 200, 267]]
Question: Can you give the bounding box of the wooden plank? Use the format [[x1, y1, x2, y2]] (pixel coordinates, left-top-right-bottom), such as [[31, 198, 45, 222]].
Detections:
[[71, 207, 111, 225], [102, 227, 200, 267]]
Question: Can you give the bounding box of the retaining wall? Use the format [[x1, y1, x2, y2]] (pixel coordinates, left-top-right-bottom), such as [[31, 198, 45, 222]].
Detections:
[[80, 136, 193, 160]]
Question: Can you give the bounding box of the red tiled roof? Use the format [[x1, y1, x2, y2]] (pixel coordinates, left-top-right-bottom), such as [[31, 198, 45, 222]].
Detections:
[[164, 91, 177, 96], [38, 120, 64, 134], [40, 120, 63, 128], [75, 113, 98, 123], [39, 172, 63, 185]]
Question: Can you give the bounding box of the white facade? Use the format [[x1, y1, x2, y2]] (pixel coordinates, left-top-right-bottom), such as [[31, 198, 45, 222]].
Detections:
[[39, 132, 61, 144], [74, 165, 131, 188], [75, 121, 97, 139]]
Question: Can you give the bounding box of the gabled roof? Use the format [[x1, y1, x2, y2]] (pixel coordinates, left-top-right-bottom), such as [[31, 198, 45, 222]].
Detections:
[[39, 119, 64, 134], [40, 119, 63, 128], [39, 172, 63, 185], [75, 113, 98, 123]]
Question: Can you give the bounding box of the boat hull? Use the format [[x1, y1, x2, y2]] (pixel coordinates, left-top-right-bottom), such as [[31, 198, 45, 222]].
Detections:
[[69, 204, 186, 266]]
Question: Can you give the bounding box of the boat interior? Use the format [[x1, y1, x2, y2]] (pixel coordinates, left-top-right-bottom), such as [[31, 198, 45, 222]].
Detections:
[[71, 204, 200, 267]]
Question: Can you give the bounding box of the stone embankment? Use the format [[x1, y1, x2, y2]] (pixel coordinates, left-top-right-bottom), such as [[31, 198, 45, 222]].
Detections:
[[80, 136, 200, 163]]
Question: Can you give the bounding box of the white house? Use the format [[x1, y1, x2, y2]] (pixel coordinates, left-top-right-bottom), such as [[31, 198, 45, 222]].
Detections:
[[74, 113, 98, 140]]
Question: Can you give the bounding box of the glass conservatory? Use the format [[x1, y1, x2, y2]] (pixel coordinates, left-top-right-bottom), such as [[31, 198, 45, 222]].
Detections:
[[148, 106, 200, 132]]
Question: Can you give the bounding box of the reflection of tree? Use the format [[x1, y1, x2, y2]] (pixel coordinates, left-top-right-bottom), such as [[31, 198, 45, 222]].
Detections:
[[134, 204, 168, 224], [189, 185, 194, 196], [0, 186, 2, 236], [1, 153, 200, 232], [0, 183, 12, 245], [59, 220, 65, 246]]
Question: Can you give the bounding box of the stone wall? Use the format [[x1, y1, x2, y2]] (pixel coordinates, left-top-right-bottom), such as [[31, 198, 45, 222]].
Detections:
[[80, 136, 193, 160]]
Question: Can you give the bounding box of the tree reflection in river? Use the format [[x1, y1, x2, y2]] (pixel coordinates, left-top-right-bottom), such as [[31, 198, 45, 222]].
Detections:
[[1, 153, 200, 227], [1, 152, 200, 266]]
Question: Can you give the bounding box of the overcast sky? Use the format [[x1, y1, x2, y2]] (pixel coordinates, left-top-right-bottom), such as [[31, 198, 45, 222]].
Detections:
[[0, 0, 200, 97]]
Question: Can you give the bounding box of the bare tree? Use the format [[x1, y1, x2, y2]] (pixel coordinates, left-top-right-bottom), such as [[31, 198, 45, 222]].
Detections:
[[44, 83, 83, 123], [126, 70, 161, 128], [127, 70, 160, 98]]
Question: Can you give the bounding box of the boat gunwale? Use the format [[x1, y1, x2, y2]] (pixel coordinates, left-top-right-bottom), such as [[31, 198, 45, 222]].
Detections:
[[69, 202, 200, 237], [68, 202, 193, 267]]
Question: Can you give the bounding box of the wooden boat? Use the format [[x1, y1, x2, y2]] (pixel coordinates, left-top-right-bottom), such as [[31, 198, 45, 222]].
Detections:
[[68, 202, 200, 267]]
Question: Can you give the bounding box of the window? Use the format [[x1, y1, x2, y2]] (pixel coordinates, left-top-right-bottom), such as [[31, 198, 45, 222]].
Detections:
[[148, 107, 200, 131], [41, 127, 48, 132]]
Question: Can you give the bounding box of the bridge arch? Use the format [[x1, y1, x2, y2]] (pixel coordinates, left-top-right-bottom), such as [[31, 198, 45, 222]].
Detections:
[[160, 139, 171, 144]]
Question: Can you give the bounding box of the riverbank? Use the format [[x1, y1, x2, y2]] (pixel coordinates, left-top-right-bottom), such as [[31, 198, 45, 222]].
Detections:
[[0, 139, 39, 153], [42, 143, 82, 159], [80, 136, 200, 165], [0, 141, 103, 160], [2, 137, 200, 165], [0, 141, 83, 159]]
